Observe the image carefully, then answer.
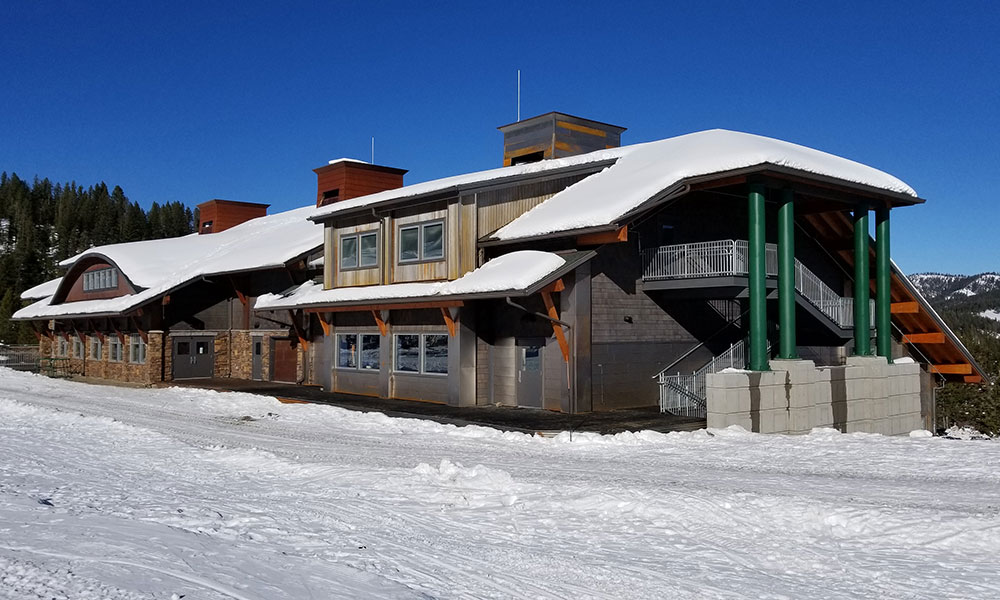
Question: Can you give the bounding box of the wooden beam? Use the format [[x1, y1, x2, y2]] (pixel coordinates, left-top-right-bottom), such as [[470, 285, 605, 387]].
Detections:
[[891, 302, 920, 314], [964, 375, 983, 384], [577, 227, 627, 246], [541, 290, 570, 363], [930, 364, 973, 375], [441, 307, 456, 337], [306, 300, 464, 314], [111, 319, 126, 345], [129, 316, 147, 343], [902, 332, 946, 345], [162, 294, 171, 306], [542, 278, 565, 294], [371, 310, 387, 336], [317, 313, 331, 337], [287, 310, 309, 351]]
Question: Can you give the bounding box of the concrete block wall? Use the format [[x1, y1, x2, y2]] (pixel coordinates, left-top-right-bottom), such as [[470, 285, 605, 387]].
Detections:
[[707, 356, 923, 436]]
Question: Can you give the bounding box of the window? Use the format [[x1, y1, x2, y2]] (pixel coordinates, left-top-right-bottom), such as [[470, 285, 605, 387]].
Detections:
[[83, 268, 118, 292], [109, 336, 123, 362], [56, 338, 69, 357], [129, 334, 146, 364], [337, 333, 380, 370], [394, 333, 448, 375], [398, 221, 444, 263], [340, 231, 378, 270], [89, 336, 103, 360], [72, 335, 84, 359]]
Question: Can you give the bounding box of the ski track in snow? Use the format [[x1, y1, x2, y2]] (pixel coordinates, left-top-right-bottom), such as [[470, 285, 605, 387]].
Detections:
[[1, 368, 999, 599]]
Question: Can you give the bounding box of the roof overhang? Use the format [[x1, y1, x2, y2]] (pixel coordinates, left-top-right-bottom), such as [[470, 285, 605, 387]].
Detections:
[[254, 251, 594, 314]]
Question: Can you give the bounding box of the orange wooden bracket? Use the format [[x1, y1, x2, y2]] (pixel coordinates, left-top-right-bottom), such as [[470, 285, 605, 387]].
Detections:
[[112, 320, 126, 345], [60, 330, 71, 342], [87, 319, 105, 342], [162, 294, 171, 306], [577, 226, 627, 246], [541, 290, 570, 363], [441, 307, 456, 337], [129, 316, 148, 343], [964, 375, 983, 384], [230, 277, 248, 306], [891, 302, 919, 314], [372, 310, 388, 336], [287, 310, 309, 351], [930, 363, 973, 375], [902, 332, 945, 345], [318, 313, 331, 337], [541, 278, 565, 294]]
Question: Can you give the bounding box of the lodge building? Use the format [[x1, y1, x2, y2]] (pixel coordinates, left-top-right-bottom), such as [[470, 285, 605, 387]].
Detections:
[[15, 112, 987, 435]]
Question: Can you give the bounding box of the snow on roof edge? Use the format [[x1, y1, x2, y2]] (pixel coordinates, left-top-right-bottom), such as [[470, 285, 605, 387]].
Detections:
[[255, 251, 569, 311]]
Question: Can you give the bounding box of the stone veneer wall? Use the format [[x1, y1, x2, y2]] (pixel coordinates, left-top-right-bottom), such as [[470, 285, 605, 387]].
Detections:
[[214, 333, 230, 378], [230, 331, 253, 380], [706, 356, 923, 436]]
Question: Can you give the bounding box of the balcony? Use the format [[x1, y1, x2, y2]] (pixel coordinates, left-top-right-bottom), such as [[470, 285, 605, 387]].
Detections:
[[640, 240, 871, 330]]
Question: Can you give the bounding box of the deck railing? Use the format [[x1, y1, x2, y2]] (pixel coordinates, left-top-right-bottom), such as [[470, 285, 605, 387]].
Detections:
[[0, 344, 40, 372], [641, 239, 872, 329]]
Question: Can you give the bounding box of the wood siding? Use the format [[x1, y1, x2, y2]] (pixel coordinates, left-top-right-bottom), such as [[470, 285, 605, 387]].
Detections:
[[197, 200, 268, 234], [476, 174, 590, 238], [391, 202, 450, 283], [63, 262, 135, 302], [333, 215, 382, 288], [314, 162, 405, 207]]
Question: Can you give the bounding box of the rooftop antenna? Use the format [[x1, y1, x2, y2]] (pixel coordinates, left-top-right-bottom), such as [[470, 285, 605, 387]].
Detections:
[[371, 137, 375, 164], [517, 70, 521, 122]]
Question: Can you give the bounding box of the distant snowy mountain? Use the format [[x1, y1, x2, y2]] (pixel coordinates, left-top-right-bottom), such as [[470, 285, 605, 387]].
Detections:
[[908, 272, 1000, 302]]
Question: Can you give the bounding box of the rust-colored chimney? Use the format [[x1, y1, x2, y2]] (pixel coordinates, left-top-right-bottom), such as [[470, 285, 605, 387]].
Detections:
[[498, 112, 626, 166], [313, 159, 407, 208], [196, 199, 269, 234]]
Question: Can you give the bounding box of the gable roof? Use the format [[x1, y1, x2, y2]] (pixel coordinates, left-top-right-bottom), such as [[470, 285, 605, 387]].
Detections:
[[309, 129, 919, 243], [13, 204, 322, 321]]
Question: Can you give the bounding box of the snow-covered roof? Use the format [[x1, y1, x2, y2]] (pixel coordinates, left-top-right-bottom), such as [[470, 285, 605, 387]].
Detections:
[[255, 250, 575, 311], [310, 129, 917, 243], [14, 205, 322, 320], [20, 277, 62, 300]]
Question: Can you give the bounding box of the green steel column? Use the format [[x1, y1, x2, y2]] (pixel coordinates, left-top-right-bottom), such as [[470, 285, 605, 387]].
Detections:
[[777, 189, 797, 359], [853, 209, 871, 356], [748, 184, 769, 371], [876, 206, 892, 362]]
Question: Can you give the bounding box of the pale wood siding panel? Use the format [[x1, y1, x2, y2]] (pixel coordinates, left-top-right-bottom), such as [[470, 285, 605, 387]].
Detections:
[[476, 174, 591, 238], [333, 216, 381, 288], [391, 203, 449, 283]]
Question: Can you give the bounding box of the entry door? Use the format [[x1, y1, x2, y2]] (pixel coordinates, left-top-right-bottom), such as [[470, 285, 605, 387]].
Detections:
[[271, 339, 297, 383], [172, 336, 214, 379], [251, 338, 263, 380], [516, 338, 544, 408]]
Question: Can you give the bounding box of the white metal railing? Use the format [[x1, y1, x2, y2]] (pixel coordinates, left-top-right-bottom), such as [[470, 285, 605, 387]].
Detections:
[[641, 240, 872, 329], [0, 344, 40, 372], [658, 339, 752, 418]]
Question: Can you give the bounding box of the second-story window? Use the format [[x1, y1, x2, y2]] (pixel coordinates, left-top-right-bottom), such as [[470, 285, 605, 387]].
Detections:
[[340, 231, 378, 270], [398, 221, 444, 263], [83, 268, 118, 292]]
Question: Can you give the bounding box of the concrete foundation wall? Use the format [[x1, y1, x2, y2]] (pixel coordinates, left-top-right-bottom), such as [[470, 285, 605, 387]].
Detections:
[[707, 356, 923, 436]]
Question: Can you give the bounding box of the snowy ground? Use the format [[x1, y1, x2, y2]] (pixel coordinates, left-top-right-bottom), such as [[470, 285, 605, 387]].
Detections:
[[1, 368, 999, 599]]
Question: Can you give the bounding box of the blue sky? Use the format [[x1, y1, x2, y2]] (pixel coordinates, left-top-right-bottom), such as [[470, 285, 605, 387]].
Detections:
[[2, 1, 998, 274]]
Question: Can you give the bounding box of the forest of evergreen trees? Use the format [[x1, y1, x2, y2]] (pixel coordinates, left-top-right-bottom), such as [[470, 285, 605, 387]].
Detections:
[[0, 172, 197, 344]]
